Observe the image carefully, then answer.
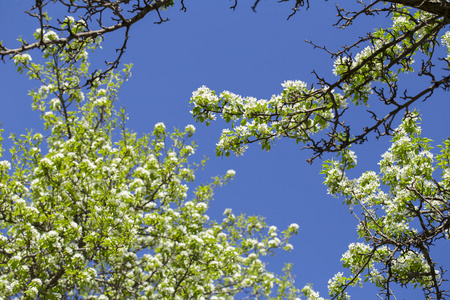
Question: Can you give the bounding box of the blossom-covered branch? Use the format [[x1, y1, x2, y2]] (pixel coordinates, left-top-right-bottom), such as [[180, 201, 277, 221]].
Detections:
[[191, 4, 450, 162], [317, 114, 450, 299]]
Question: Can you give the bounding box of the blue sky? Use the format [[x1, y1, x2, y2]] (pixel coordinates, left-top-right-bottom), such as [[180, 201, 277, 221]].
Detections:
[[1, 1, 450, 298]]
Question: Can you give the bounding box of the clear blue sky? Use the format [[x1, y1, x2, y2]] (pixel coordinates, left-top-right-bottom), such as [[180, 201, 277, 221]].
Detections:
[[1, 1, 450, 298]]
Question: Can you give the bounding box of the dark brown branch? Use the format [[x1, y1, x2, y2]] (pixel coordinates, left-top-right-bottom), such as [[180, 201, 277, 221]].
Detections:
[[387, 0, 450, 18], [0, 0, 173, 58]]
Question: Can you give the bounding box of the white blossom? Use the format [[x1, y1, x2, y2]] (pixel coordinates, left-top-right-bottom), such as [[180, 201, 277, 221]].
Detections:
[[43, 30, 59, 42], [226, 169, 236, 177], [0, 160, 11, 171]]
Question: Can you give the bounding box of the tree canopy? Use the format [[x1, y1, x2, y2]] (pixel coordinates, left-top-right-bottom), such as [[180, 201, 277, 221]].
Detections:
[[2, 1, 450, 299], [2, 21, 300, 299]]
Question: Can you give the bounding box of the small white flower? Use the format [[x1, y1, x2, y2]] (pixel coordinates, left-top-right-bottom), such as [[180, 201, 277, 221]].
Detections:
[[76, 19, 87, 27], [28, 286, 39, 297], [154, 122, 166, 130], [268, 238, 281, 247], [284, 243, 294, 251], [184, 146, 195, 154], [281, 80, 307, 89], [289, 223, 299, 230], [94, 97, 108, 106], [268, 225, 277, 232], [50, 98, 61, 109], [0, 160, 11, 171], [13, 53, 32, 63], [185, 124, 196, 133], [393, 16, 408, 26], [31, 278, 42, 287], [223, 208, 232, 215], [65, 16, 75, 24], [43, 30, 58, 42], [226, 169, 236, 177]]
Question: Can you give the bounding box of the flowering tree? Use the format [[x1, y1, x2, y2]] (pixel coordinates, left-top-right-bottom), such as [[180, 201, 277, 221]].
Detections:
[[4, 1, 450, 299], [187, 2, 450, 299], [1, 21, 301, 299]]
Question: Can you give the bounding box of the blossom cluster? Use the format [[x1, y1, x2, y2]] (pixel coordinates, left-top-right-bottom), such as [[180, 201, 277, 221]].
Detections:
[[190, 81, 345, 157]]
